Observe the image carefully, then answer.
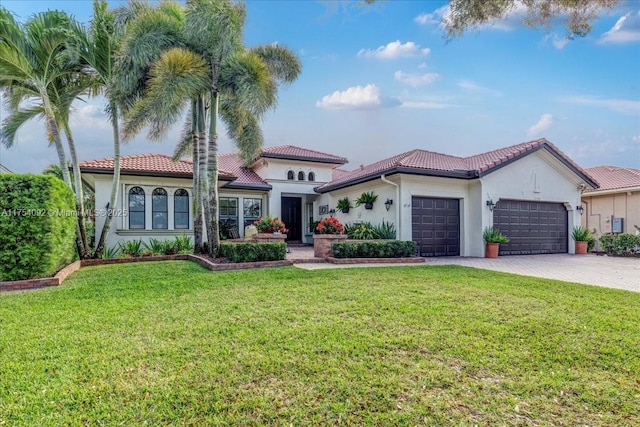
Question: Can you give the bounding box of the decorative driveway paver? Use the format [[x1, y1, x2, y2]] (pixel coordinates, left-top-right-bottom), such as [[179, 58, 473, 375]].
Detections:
[[291, 249, 640, 293]]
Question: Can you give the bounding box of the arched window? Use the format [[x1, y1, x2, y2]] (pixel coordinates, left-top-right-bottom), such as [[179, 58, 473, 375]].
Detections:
[[308, 172, 315, 182], [174, 189, 189, 229], [152, 188, 168, 229], [128, 187, 145, 229], [298, 171, 305, 181], [287, 170, 294, 180]]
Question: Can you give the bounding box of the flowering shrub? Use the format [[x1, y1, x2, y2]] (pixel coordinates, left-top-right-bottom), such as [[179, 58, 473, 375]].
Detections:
[[316, 216, 344, 234], [253, 216, 288, 234]]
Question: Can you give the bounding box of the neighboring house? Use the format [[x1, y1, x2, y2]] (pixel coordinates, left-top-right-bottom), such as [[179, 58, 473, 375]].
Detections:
[[0, 163, 11, 173], [80, 138, 597, 257], [581, 166, 640, 239]]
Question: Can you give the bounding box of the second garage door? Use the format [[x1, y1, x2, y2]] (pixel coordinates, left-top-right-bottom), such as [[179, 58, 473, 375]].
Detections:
[[493, 200, 568, 255], [412, 197, 460, 257]]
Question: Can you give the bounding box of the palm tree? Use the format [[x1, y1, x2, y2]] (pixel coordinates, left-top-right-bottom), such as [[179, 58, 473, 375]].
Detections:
[[119, 0, 301, 257], [0, 8, 93, 256], [68, 0, 125, 258]]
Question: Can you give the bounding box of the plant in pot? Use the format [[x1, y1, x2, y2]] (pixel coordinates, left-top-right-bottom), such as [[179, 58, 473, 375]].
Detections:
[[253, 216, 288, 234], [571, 226, 593, 255], [483, 227, 509, 258], [355, 191, 378, 210], [335, 197, 353, 214]]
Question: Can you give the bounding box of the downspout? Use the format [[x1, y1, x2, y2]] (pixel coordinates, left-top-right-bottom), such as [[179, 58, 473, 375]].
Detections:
[[380, 174, 400, 240]]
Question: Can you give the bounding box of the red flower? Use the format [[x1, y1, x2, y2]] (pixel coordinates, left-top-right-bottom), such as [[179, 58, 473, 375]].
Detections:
[[316, 217, 344, 234]]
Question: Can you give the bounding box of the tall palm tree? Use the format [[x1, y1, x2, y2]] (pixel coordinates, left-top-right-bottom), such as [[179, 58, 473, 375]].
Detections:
[[0, 8, 93, 256], [120, 0, 301, 256], [69, 0, 125, 258]]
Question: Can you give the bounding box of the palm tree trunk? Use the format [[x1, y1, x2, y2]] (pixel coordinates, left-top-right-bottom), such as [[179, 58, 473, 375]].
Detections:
[[207, 87, 220, 257], [191, 99, 203, 253], [197, 96, 212, 255], [94, 101, 121, 258], [42, 94, 72, 186], [64, 125, 90, 258]]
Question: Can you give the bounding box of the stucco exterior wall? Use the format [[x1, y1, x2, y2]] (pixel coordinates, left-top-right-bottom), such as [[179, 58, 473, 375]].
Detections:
[[582, 191, 640, 241], [254, 158, 336, 183], [480, 151, 583, 254]]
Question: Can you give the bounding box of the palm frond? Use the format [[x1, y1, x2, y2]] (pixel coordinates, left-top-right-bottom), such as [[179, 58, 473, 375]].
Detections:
[[250, 44, 302, 85], [219, 50, 276, 116], [0, 106, 43, 148]]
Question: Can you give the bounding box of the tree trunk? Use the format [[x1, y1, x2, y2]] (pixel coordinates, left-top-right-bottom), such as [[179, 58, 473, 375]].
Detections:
[[93, 102, 121, 258], [207, 89, 220, 257], [197, 96, 212, 255], [64, 125, 90, 258], [191, 99, 203, 253], [42, 94, 71, 186]]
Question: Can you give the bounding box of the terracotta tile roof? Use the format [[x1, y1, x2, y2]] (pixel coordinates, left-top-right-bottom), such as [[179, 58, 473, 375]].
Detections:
[[317, 138, 597, 192], [79, 154, 236, 179], [583, 166, 640, 192], [261, 145, 347, 164], [219, 153, 271, 189]]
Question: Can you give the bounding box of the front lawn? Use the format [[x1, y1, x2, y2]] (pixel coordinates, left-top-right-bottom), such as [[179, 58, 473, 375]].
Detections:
[[1, 262, 638, 425]]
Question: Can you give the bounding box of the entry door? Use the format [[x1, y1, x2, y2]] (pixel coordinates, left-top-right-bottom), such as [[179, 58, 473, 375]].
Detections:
[[281, 197, 302, 242]]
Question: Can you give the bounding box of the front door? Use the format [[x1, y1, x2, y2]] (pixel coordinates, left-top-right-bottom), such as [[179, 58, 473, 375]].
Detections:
[[281, 197, 302, 242]]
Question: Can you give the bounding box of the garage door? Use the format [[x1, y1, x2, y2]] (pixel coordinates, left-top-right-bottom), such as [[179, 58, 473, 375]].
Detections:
[[412, 197, 460, 257], [493, 200, 568, 255]]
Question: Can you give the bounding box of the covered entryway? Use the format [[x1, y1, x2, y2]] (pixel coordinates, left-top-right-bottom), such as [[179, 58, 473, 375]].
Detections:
[[281, 197, 302, 242], [412, 197, 460, 257], [493, 200, 568, 255]]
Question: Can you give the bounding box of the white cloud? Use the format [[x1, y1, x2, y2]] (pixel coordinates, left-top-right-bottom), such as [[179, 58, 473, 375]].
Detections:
[[560, 96, 640, 115], [457, 80, 502, 97], [316, 84, 387, 109], [414, 6, 448, 26], [548, 34, 570, 49], [394, 71, 439, 87], [600, 11, 640, 44], [527, 113, 553, 137], [357, 40, 430, 60]]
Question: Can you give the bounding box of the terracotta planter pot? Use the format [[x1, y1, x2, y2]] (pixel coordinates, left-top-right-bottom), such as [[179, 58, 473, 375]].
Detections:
[[485, 242, 500, 258], [575, 241, 588, 255]]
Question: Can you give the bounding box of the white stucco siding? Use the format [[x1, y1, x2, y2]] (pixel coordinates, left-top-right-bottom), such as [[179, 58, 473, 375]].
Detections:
[[323, 180, 398, 230], [480, 151, 584, 254], [254, 158, 336, 183]]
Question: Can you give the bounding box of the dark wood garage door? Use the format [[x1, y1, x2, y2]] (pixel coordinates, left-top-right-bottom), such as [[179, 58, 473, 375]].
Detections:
[[493, 200, 568, 255], [412, 197, 460, 257]]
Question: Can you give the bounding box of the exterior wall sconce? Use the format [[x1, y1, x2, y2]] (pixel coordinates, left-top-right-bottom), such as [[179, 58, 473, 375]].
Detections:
[[576, 205, 584, 215], [486, 200, 496, 211], [384, 198, 393, 211]]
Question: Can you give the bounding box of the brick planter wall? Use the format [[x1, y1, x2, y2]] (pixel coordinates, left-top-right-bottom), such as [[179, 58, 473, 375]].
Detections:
[[313, 234, 347, 258], [252, 233, 287, 243]]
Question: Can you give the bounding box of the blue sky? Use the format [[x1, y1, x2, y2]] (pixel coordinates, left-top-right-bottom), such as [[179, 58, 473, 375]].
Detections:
[[1, 0, 639, 174]]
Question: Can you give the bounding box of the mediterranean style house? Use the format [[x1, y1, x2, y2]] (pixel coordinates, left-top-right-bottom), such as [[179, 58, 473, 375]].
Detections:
[[79, 138, 598, 257], [581, 166, 640, 242]]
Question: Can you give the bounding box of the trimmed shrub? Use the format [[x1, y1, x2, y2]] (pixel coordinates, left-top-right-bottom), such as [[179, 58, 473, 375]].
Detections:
[[219, 242, 286, 262], [332, 240, 417, 258], [599, 233, 640, 256], [0, 175, 77, 280]]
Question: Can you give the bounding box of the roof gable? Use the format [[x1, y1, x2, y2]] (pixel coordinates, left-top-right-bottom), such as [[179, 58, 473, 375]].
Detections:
[[260, 145, 348, 164]]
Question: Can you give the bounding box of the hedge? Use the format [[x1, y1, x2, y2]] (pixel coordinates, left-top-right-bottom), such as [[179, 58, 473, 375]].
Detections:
[[0, 175, 77, 281], [332, 240, 417, 258], [219, 242, 286, 262], [599, 233, 640, 256]]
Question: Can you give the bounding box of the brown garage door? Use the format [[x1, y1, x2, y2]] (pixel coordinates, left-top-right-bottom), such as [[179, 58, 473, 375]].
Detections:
[[412, 197, 460, 257], [493, 200, 568, 255]]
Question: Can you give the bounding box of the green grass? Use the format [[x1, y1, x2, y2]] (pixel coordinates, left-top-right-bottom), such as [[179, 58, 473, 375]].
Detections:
[[1, 262, 639, 426]]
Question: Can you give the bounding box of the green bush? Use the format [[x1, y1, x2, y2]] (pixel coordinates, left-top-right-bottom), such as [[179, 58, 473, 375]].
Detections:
[[599, 234, 640, 256], [332, 240, 417, 258], [0, 175, 77, 280], [345, 220, 397, 240], [219, 242, 286, 262]]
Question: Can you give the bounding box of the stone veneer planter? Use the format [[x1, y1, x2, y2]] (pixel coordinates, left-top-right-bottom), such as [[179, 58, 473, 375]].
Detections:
[[252, 233, 287, 243], [313, 234, 347, 258]]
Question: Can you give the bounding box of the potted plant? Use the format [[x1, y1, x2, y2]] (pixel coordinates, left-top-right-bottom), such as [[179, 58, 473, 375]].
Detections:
[[571, 226, 593, 255], [483, 227, 509, 258], [355, 191, 378, 210], [335, 197, 353, 213]]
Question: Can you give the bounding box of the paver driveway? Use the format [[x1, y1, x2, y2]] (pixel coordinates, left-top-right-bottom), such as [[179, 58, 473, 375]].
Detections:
[[292, 250, 639, 293]]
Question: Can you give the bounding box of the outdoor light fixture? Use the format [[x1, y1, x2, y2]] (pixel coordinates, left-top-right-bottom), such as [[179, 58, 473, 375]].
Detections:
[[576, 205, 584, 215], [486, 200, 496, 211], [384, 198, 393, 211]]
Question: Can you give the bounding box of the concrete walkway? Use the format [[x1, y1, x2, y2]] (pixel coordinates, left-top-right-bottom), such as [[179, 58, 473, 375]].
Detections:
[[288, 247, 640, 293]]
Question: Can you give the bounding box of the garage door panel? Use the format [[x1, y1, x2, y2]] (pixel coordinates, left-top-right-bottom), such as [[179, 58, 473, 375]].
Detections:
[[412, 197, 460, 257], [494, 200, 567, 255]]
